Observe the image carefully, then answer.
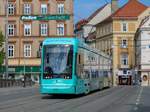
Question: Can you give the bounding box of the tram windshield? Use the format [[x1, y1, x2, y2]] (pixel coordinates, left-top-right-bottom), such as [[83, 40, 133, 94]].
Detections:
[[43, 45, 73, 79]]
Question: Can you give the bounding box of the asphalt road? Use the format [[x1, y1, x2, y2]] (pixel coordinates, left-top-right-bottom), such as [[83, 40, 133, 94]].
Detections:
[[0, 86, 149, 112]]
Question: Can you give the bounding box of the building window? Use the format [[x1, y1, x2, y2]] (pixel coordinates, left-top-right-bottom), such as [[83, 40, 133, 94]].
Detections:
[[57, 23, 64, 36], [8, 24, 15, 36], [122, 23, 128, 32], [8, 3, 15, 15], [121, 39, 128, 48], [123, 70, 127, 75], [40, 23, 48, 36], [23, 4, 31, 15], [121, 53, 128, 65], [8, 44, 14, 58], [24, 44, 31, 57], [57, 4, 64, 14], [41, 4, 47, 15], [24, 24, 31, 36]]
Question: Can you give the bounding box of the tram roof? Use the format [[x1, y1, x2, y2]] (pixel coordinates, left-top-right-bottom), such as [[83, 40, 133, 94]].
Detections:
[[43, 37, 77, 45], [43, 37, 111, 60]]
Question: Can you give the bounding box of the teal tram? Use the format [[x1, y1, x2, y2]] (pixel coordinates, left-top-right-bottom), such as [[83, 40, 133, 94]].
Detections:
[[40, 38, 112, 95]]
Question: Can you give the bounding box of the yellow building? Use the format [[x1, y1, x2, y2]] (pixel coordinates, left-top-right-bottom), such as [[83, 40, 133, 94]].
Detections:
[[0, 0, 74, 81], [95, 0, 150, 86]]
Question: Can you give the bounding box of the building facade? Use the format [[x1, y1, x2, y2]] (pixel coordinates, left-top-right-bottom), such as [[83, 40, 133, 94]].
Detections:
[[75, 3, 113, 49], [95, 0, 149, 86], [135, 16, 150, 86], [0, 0, 74, 82]]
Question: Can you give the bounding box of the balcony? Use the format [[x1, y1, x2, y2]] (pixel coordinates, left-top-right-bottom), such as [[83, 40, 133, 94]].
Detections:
[[120, 65, 130, 69], [120, 45, 128, 49]]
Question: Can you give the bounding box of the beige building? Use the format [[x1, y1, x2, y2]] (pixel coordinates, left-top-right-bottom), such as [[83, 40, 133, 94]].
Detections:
[[0, 0, 74, 81], [135, 16, 150, 86], [95, 0, 149, 86]]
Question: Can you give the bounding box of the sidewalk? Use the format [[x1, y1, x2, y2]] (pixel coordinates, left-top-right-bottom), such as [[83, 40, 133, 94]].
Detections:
[[0, 85, 39, 95]]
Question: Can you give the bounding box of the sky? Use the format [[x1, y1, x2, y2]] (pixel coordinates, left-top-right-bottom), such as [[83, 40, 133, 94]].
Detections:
[[74, 0, 150, 23]]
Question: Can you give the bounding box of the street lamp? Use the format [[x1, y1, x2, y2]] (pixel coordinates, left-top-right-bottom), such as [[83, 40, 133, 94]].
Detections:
[[135, 67, 138, 85], [5, 0, 9, 79]]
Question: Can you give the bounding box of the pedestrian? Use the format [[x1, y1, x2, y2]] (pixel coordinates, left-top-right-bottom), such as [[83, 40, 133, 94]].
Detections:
[[22, 77, 26, 88]]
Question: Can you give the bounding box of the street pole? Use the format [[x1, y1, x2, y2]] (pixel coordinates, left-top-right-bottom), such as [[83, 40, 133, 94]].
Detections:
[[5, 0, 9, 79], [23, 51, 26, 87]]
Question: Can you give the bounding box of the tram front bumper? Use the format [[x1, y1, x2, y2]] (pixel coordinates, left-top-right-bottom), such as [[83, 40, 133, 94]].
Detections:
[[40, 84, 76, 94]]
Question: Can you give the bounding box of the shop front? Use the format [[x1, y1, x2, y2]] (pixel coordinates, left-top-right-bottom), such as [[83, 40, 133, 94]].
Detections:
[[118, 75, 132, 85], [0, 66, 40, 83], [118, 69, 133, 85]]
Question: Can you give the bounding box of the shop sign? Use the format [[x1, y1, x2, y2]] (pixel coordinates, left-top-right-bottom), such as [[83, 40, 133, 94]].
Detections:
[[143, 75, 148, 81], [21, 14, 70, 21]]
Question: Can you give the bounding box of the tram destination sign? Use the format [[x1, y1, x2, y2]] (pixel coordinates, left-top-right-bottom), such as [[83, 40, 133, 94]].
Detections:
[[21, 14, 70, 21]]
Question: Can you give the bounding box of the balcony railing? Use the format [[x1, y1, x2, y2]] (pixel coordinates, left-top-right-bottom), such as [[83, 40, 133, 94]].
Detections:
[[120, 64, 130, 69], [120, 45, 128, 49]]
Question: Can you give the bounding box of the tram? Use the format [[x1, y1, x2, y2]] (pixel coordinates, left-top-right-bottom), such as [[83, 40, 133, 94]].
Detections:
[[40, 38, 112, 95]]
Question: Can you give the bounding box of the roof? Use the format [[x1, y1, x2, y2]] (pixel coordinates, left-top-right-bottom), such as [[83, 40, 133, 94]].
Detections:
[[113, 0, 147, 18], [75, 4, 108, 32], [96, 0, 147, 26], [86, 31, 96, 41], [74, 19, 88, 32], [87, 4, 107, 21]]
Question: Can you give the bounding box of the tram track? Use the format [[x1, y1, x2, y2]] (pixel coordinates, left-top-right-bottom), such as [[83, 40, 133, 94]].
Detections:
[[57, 86, 133, 112], [0, 86, 135, 112], [0, 86, 148, 112], [34, 87, 125, 112], [95, 86, 139, 112], [0, 87, 118, 112]]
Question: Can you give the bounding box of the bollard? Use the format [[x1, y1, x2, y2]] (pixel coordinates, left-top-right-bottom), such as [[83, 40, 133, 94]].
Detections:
[[0, 79, 1, 88], [4, 80, 6, 88]]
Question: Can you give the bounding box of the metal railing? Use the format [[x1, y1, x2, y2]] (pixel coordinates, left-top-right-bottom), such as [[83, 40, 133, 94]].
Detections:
[[0, 79, 34, 88]]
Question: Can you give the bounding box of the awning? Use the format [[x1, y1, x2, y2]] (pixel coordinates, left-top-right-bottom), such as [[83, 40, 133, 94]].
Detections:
[[0, 66, 41, 74]]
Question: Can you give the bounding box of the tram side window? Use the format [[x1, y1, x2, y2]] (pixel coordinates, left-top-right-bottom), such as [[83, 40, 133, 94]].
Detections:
[[77, 50, 85, 79]]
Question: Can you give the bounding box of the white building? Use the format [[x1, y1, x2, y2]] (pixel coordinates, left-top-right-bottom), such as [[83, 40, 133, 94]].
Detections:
[[135, 16, 150, 86], [83, 3, 112, 39], [75, 0, 118, 48]]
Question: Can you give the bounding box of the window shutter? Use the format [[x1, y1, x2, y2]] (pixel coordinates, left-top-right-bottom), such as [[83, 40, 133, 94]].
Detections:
[[14, 24, 16, 36], [22, 24, 24, 36], [22, 4, 24, 15], [31, 4, 33, 15], [64, 23, 67, 36], [14, 4, 16, 15], [47, 23, 49, 36], [5, 24, 7, 37], [47, 3, 50, 14], [39, 23, 41, 36], [5, 4, 7, 16]]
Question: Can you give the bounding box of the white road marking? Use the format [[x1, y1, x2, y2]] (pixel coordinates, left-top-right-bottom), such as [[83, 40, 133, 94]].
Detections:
[[134, 107, 138, 111], [134, 87, 143, 111], [136, 102, 139, 105], [136, 99, 140, 102]]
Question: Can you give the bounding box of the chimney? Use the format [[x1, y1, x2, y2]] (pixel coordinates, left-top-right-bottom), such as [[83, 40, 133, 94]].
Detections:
[[111, 0, 118, 13]]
